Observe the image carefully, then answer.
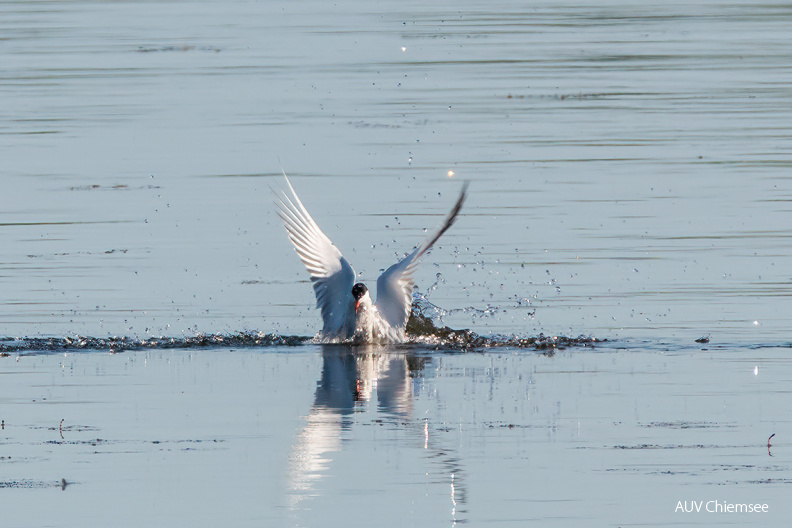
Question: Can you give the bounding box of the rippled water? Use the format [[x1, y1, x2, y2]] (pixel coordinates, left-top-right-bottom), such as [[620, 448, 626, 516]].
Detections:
[[2, 0, 792, 526], [3, 0, 791, 342]]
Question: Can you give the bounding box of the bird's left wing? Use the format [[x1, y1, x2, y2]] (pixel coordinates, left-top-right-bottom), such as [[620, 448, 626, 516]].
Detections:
[[375, 182, 468, 330], [274, 176, 356, 339]]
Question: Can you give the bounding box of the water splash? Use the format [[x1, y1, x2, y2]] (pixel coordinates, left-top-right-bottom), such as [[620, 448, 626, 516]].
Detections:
[[0, 333, 309, 355], [0, 329, 601, 354], [0, 299, 602, 354], [405, 297, 600, 350]]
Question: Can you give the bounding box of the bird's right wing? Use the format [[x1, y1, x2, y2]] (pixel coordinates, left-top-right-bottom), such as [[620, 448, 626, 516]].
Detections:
[[274, 176, 356, 339]]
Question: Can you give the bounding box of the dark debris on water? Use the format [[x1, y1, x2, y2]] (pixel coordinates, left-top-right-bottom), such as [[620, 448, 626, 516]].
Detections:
[[0, 479, 69, 490]]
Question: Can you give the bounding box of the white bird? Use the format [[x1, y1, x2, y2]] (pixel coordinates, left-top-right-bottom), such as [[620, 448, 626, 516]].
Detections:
[[274, 176, 468, 343]]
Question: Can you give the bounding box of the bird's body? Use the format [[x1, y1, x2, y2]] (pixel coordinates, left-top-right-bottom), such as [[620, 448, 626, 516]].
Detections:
[[274, 176, 467, 344]]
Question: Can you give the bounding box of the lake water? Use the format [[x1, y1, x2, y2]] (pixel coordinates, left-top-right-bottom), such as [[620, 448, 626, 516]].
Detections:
[[2, 344, 790, 527], [1, 0, 791, 525]]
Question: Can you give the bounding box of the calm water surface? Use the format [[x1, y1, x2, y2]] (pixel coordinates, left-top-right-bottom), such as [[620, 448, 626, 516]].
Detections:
[[2, 344, 790, 527], [2, 0, 792, 526]]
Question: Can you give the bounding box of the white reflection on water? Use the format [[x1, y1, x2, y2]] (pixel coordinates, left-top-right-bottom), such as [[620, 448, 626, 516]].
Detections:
[[287, 345, 469, 525], [288, 346, 417, 508]]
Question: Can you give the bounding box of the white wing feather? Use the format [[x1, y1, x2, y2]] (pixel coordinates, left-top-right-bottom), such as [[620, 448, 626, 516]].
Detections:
[[375, 182, 468, 331], [274, 176, 356, 340]]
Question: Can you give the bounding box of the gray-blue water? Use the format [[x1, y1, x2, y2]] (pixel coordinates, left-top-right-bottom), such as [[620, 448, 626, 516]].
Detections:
[[2, 0, 791, 526], [2, 345, 790, 527]]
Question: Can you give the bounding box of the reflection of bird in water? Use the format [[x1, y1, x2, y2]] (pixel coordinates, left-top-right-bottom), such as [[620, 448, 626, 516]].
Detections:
[[274, 176, 467, 343], [288, 345, 413, 506], [287, 346, 468, 524]]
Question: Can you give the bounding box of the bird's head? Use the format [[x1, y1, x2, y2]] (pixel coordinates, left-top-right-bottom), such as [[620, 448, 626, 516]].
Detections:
[[352, 283, 369, 313]]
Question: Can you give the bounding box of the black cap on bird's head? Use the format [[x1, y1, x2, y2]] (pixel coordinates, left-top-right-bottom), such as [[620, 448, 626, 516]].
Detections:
[[352, 283, 367, 300], [352, 283, 368, 312]]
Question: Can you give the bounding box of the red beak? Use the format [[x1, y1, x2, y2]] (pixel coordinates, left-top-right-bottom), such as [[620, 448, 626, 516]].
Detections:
[[355, 300, 361, 312]]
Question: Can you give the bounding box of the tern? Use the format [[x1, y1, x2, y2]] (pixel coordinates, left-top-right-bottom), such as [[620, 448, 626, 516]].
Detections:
[[274, 176, 468, 343]]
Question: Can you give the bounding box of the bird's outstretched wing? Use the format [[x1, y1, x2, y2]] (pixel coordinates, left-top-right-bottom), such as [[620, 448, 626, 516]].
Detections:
[[375, 182, 468, 331], [274, 176, 356, 339]]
